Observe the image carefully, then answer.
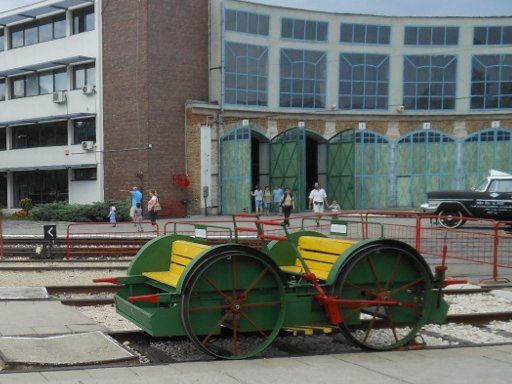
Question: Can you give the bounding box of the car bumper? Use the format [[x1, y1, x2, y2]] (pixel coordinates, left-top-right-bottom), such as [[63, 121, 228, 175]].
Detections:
[[420, 202, 439, 213]]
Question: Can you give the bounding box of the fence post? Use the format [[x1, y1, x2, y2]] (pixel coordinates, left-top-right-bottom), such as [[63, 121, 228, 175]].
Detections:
[[66, 224, 71, 260], [0, 215, 3, 260], [493, 221, 500, 282], [415, 214, 422, 253]]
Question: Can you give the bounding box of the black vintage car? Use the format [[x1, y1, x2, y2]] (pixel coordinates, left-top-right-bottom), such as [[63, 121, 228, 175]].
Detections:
[[421, 171, 512, 228]]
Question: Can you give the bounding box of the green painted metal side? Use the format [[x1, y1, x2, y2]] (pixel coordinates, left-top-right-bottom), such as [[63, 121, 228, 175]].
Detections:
[[221, 125, 252, 214], [327, 129, 355, 209], [266, 230, 327, 267], [269, 127, 306, 210], [126, 234, 206, 276]]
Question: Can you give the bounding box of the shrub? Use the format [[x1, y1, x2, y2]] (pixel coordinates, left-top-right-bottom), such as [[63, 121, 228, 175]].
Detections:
[[19, 198, 33, 212], [31, 200, 131, 222]]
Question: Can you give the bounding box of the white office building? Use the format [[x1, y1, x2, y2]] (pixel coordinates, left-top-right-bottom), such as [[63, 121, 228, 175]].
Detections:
[[0, 0, 102, 210]]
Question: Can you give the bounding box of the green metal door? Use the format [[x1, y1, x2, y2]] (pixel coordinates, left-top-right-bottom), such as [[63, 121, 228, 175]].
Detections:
[[463, 128, 512, 188], [220, 125, 252, 214], [396, 130, 457, 208], [327, 130, 355, 209], [269, 127, 306, 210]]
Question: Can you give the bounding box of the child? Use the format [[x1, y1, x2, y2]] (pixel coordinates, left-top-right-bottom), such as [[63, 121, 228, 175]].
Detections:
[[134, 202, 143, 232], [108, 206, 116, 227], [329, 200, 341, 213], [263, 186, 272, 216]]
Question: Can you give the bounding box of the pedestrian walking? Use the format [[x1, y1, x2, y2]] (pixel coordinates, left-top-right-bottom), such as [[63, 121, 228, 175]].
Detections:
[[134, 203, 143, 232], [272, 184, 284, 213], [251, 185, 263, 215], [263, 186, 272, 216], [107, 206, 116, 227], [120, 187, 143, 224], [147, 190, 160, 226], [308, 182, 328, 225], [280, 187, 295, 227]]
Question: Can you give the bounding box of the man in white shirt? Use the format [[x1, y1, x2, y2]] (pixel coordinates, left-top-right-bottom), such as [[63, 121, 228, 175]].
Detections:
[[308, 182, 328, 216]]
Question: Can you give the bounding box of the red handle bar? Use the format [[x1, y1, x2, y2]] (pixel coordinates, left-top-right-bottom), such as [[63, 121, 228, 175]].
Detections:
[[260, 234, 288, 242], [255, 220, 282, 226]]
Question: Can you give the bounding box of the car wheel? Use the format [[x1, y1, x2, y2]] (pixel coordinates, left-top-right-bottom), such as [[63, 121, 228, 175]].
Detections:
[[438, 209, 466, 229]]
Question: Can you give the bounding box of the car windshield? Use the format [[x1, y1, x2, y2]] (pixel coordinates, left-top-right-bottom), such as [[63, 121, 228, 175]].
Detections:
[[473, 178, 488, 192]]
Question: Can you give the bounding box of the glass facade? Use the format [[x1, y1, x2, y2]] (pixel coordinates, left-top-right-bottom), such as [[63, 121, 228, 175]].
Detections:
[[340, 23, 390, 44], [12, 121, 68, 149], [0, 128, 6, 150], [471, 54, 512, 109], [339, 53, 389, 110], [403, 55, 457, 110], [225, 8, 269, 36], [280, 49, 326, 108], [73, 63, 95, 89], [281, 18, 328, 41], [13, 170, 68, 206], [474, 26, 512, 45], [73, 6, 95, 34], [73, 118, 96, 144], [404, 26, 459, 45], [224, 42, 268, 106], [9, 13, 66, 49], [0, 28, 4, 52], [10, 68, 67, 99], [0, 78, 5, 101]]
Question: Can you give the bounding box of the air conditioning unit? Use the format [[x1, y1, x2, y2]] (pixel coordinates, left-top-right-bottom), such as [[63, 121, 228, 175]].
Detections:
[[52, 91, 67, 103], [81, 141, 94, 151], [82, 85, 95, 95]]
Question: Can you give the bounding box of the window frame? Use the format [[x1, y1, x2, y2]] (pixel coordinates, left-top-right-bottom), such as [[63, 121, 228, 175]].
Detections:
[[7, 13, 67, 49], [72, 62, 95, 90], [404, 26, 459, 46], [72, 5, 95, 35], [281, 17, 328, 42], [471, 54, 512, 110], [224, 8, 269, 36], [12, 121, 68, 149], [339, 23, 390, 45], [72, 168, 97, 181], [0, 78, 5, 102], [73, 118, 96, 144], [10, 67, 68, 99]]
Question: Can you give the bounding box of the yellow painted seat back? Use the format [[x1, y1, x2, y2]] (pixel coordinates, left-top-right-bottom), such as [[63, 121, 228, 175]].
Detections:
[[143, 240, 210, 287], [281, 236, 358, 280]]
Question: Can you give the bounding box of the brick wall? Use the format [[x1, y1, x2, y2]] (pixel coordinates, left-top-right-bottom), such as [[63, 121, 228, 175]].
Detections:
[[102, 0, 209, 216]]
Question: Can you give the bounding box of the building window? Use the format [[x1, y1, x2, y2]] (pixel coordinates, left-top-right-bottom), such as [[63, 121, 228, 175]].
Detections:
[[281, 18, 328, 41], [0, 128, 6, 150], [10, 68, 67, 99], [224, 42, 268, 106], [73, 168, 97, 181], [340, 23, 390, 44], [0, 173, 6, 208], [280, 49, 326, 108], [224, 9, 269, 36], [73, 118, 96, 144], [403, 55, 457, 110], [0, 78, 5, 101], [73, 6, 95, 34], [404, 26, 459, 45], [73, 63, 95, 89], [339, 53, 389, 110], [474, 26, 512, 45], [13, 170, 68, 206], [12, 121, 68, 149], [8, 14, 66, 49], [471, 55, 512, 109], [0, 28, 4, 52]]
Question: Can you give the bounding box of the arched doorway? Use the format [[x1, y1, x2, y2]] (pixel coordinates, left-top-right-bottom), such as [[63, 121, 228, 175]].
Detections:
[[463, 128, 512, 188], [396, 130, 456, 208], [327, 129, 391, 209], [269, 127, 325, 210], [220, 124, 268, 214]]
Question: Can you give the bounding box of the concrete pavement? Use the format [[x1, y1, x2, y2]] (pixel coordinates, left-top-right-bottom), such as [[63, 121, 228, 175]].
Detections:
[[1, 345, 512, 383]]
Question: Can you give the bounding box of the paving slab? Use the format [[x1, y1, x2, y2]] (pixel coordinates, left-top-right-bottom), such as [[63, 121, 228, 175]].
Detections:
[[0, 300, 107, 336], [0, 287, 48, 300], [0, 331, 137, 368]]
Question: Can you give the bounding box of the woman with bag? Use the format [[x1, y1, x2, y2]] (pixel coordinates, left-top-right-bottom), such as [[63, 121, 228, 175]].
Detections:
[[280, 187, 295, 227], [147, 190, 160, 225]]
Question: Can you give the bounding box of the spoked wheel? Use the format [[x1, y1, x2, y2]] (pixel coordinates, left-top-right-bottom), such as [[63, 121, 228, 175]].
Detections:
[[332, 243, 433, 350], [181, 250, 285, 359], [438, 209, 466, 229]]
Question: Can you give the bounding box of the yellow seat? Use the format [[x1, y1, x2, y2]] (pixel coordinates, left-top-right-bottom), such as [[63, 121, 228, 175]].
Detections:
[[280, 236, 357, 280], [143, 240, 210, 287]]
